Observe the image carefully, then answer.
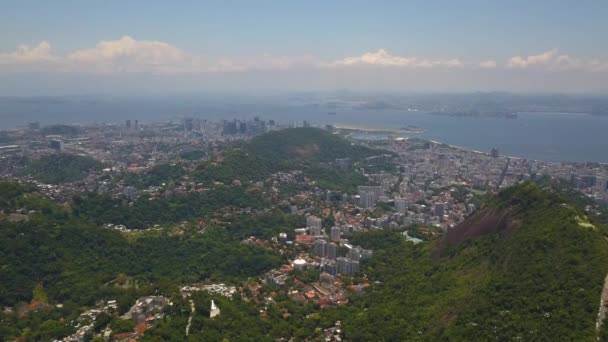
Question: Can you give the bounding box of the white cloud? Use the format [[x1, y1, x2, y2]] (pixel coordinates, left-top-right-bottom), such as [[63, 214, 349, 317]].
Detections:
[[332, 49, 463, 68], [479, 60, 497, 69], [506, 49, 608, 72], [66, 35, 198, 73], [0, 41, 57, 64], [64, 36, 323, 73], [1, 38, 608, 76], [508, 49, 558, 68]]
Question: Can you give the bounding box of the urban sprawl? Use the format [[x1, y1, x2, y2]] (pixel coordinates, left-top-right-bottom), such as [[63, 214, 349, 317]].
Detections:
[[1, 117, 607, 341]]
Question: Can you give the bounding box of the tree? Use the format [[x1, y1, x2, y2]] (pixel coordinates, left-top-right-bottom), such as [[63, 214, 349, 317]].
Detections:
[[32, 283, 48, 303]]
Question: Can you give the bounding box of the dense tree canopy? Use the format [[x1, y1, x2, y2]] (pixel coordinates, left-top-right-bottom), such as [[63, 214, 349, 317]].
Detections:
[[25, 153, 102, 184]]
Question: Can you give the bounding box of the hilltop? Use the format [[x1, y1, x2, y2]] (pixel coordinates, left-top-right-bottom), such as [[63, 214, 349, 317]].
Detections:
[[345, 182, 608, 341], [25, 153, 102, 184], [195, 127, 381, 192], [246, 127, 377, 163]]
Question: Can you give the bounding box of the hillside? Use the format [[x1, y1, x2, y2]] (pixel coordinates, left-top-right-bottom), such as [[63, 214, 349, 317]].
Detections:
[[246, 127, 377, 163], [25, 153, 102, 184], [0, 182, 290, 308], [195, 128, 379, 191], [345, 182, 608, 341]]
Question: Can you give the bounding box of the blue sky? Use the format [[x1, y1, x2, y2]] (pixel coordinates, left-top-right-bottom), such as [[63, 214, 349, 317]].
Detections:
[[1, 0, 608, 94]]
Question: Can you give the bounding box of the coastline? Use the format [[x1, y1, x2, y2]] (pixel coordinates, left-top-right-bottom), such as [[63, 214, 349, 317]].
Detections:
[[423, 139, 608, 166], [333, 123, 425, 134], [333, 123, 607, 165]]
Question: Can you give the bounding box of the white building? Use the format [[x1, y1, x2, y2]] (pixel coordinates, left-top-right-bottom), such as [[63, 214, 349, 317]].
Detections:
[[210, 300, 220, 318]]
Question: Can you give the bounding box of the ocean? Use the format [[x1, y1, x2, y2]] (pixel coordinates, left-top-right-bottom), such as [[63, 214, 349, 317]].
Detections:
[[0, 96, 607, 163]]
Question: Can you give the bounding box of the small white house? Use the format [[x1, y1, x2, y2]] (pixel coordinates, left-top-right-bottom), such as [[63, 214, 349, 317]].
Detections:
[[210, 300, 220, 318]]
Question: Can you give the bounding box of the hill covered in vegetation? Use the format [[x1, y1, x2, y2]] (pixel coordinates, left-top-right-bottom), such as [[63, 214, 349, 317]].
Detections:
[[246, 127, 377, 164], [0, 180, 296, 307], [25, 153, 102, 184], [195, 128, 379, 192], [3, 176, 608, 340], [0, 179, 302, 340], [129, 182, 608, 341], [344, 182, 608, 341]]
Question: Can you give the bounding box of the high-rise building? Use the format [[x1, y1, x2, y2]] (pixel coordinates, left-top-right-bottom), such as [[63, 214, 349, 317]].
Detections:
[[184, 118, 194, 131], [49, 140, 64, 152], [314, 239, 327, 257], [336, 257, 349, 275], [330, 226, 341, 242], [357, 185, 383, 198], [327, 242, 337, 260], [359, 192, 376, 209], [309, 225, 322, 237], [350, 259, 360, 274], [307, 215, 322, 228], [337, 257, 360, 275], [434, 202, 445, 218], [395, 198, 408, 214], [348, 246, 372, 261], [321, 260, 337, 276], [347, 247, 361, 261], [307, 215, 323, 236]]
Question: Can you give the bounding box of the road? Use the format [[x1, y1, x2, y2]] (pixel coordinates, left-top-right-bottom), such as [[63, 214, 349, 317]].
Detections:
[[186, 299, 195, 336]]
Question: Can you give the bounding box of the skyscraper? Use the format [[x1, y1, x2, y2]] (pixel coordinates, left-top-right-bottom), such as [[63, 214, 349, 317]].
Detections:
[[337, 257, 360, 275], [306, 215, 322, 228], [309, 225, 322, 237], [307, 215, 323, 236], [314, 239, 327, 257], [336, 257, 349, 275], [327, 242, 337, 260], [434, 202, 445, 218], [395, 198, 408, 214], [360, 192, 376, 209], [330, 226, 341, 242]]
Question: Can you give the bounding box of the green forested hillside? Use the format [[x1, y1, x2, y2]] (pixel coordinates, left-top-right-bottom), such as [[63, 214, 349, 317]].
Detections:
[[4, 176, 608, 340], [246, 127, 377, 163], [25, 153, 102, 184], [0, 182, 294, 310], [141, 183, 608, 341], [343, 182, 608, 341], [73, 185, 266, 228], [125, 163, 186, 187], [0, 218, 283, 308], [194, 128, 378, 191]]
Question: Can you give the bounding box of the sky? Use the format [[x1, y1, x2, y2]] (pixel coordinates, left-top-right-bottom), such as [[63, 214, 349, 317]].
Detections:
[[1, 0, 608, 95]]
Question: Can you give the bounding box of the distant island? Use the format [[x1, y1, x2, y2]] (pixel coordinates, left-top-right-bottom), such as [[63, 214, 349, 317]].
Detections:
[[429, 111, 519, 119]]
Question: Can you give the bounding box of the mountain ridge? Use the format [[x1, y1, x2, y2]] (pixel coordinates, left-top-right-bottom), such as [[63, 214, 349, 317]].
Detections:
[[345, 182, 608, 341]]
